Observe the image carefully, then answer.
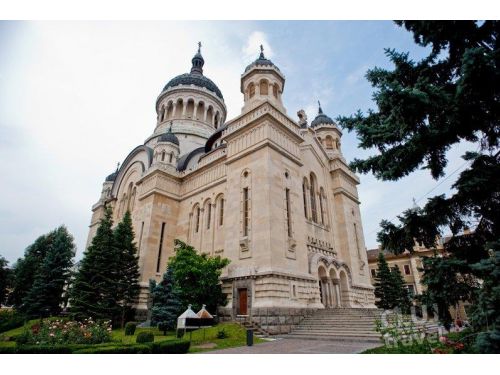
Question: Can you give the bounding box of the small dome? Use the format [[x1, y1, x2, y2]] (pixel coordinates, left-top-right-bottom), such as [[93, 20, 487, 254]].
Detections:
[[105, 169, 118, 182], [158, 126, 179, 146], [244, 45, 280, 73], [311, 101, 335, 127], [160, 43, 223, 100]]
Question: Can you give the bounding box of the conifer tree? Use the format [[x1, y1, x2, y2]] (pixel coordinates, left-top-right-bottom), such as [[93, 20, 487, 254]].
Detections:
[[23, 226, 75, 318], [373, 252, 396, 309], [0, 256, 11, 305], [113, 211, 141, 328], [70, 206, 120, 322], [390, 265, 413, 314], [150, 267, 183, 335], [10, 232, 54, 310]]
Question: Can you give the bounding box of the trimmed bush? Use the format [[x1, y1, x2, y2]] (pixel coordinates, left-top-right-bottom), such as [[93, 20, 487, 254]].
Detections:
[[0, 310, 26, 333], [136, 331, 155, 343], [74, 344, 152, 354], [124, 322, 137, 336], [150, 340, 191, 354]]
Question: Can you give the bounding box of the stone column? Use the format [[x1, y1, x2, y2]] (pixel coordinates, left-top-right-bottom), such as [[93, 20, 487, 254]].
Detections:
[[181, 101, 187, 118], [193, 102, 199, 120], [203, 107, 208, 122], [332, 279, 341, 307], [172, 104, 177, 119]]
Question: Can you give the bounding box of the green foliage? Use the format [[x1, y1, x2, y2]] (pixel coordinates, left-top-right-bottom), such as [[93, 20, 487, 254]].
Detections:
[[390, 266, 413, 314], [150, 267, 183, 335], [124, 321, 137, 336], [71, 209, 140, 326], [168, 239, 230, 313], [23, 226, 76, 318], [0, 256, 12, 305], [337, 21, 500, 353], [136, 331, 155, 343], [113, 211, 141, 328], [216, 328, 228, 339], [74, 344, 152, 354], [150, 340, 190, 354], [0, 310, 26, 333], [373, 253, 410, 311]]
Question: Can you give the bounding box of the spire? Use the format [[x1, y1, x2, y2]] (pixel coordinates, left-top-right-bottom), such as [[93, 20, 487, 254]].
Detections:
[[318, 100, 323, 114], [259, 44, 265, 59], [190, 41, 204, 75]]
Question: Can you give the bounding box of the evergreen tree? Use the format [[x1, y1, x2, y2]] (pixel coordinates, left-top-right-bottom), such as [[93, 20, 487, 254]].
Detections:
[[149, 267, 183, 335], [0, 256, 12, 305], [23, 226, 75, 318], [390, 265, 413, 314], [373, 252, 396, 309], [10, 232, 54, 310], [168, 239, 230, 313], [70, 206, 121, 322], [337, 21, 499, 351], [113, 211, 141, 328]]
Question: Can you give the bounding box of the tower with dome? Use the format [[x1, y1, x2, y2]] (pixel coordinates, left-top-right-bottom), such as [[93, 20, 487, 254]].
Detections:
[[86, 44, 375, 326]]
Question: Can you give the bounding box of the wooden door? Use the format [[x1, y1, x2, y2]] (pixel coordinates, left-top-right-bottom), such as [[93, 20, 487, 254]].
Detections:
[[238, 289, 248, 315]]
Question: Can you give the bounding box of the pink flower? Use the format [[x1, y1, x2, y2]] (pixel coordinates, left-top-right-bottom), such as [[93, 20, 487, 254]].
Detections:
[[439, 336, 448, 344]]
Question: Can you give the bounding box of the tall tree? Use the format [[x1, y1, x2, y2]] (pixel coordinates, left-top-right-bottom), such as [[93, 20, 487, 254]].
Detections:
[[70, 206, 120, 322], [23, 226, 75, 318], [373, 252, 397, 309], [113, 211, 141, 328], [390, 265, 413, 314], [337, 21, 499, 351], [0, 256, 12, 305], [10, 232, 54, 310], [168, 239, 229, 313], [150, 267, 183, 335]]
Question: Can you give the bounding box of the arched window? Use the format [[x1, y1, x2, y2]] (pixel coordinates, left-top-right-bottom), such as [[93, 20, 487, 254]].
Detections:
[[205, 200, 212, 230], [260, 80, 268, 95], [196, 101, 205, 121], [166, 101, 173, 120], [310, 173, 318, 223], [160, 105, 165, 122], [219, 198, 224, 226], [130, 186, 137, 211], [161, 151, 166, 161], [285, 188, 292, 237], [325, 136, 334, 149], [169, 153, 173, 163], [195, 206, 201, 233], [126, 182, 134, 212], [319, 187, 326, 225], [248, 83, 255, 98], [273, 84, 278, 98], [186, 99, 195, 119], [302, 178, 309, 219], [206, 106, 214, 125]]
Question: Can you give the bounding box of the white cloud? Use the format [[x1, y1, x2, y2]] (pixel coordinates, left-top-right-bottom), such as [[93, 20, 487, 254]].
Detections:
[[242, 31, 273, 64]]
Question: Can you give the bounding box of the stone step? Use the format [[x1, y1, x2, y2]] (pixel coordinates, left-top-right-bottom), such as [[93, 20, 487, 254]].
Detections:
[[294, 325, 376, 330], [290, 329, 379, 336], [285, 333, 381, 342]]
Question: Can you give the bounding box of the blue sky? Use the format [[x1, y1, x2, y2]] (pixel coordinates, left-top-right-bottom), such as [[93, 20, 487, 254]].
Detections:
[[0, 21, 473, 264]]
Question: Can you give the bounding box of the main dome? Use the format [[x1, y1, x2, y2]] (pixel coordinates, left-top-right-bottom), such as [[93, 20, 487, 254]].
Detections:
[[160, 43, 223, 100]]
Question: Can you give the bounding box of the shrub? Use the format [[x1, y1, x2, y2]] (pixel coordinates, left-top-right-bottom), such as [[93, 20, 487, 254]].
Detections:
[[0, 310, 26, 333], [216, 328, 228, 339], [124, 322, 137, 336], [136, 331, 154, 343], [150, 340, 191, 354], [17, 318, 112, 346], [74, 344, 152, 354]]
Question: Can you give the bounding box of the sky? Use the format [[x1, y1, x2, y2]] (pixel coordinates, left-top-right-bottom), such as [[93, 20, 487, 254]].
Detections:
[[0, 21, 474, 264]]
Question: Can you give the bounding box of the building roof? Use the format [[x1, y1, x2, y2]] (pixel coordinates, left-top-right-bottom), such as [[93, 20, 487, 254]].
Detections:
[[161, 43, 223, 100], [311, 101, 335, 127], [158, 126, 179, 146], [244, 45, 280, 73]]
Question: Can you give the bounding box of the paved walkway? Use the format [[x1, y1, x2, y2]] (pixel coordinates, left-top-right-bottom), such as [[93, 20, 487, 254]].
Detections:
[[206, 338, 380, 354]]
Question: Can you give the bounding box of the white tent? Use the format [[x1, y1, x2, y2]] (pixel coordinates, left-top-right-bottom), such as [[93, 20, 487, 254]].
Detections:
[[177, 304, 200, 330]]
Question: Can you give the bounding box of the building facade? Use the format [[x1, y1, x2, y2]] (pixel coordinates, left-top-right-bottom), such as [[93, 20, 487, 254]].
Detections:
[[86, 45, 375, 320]]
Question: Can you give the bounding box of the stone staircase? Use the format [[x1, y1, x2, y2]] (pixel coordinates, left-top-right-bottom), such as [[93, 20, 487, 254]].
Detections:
[[238, 320, 271, 338], [285, 308, 382, 342]]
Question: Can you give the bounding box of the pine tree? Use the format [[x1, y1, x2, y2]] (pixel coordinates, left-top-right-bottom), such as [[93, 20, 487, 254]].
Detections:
[[373, 252, 396, 310], [10, 232, 54, 310], [113, 211, 141, 328], [390, 265, 413, 314], [23, 226, 75, 318], [150, 267, 183, 335], [70, 206, 121, 322], [0, 256, 11, 305], [337, 21, 499, 351]]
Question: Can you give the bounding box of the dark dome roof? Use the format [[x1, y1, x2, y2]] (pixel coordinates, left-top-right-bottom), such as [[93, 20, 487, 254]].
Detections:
[[158, 127, 179, 145], [244, 46, 280, 73], [162, 73, 223, 99], [161, 44, 223, 100], [311, 102, 335, 127], [105, 170, 118, 182]]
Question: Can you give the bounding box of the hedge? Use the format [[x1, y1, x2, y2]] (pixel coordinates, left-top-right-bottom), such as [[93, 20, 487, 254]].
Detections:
[[0, 340, 190, 354], [0, 311, 26, 333]]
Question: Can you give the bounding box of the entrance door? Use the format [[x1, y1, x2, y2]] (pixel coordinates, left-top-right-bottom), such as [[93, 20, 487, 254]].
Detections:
[[238, 289, 248, 315]]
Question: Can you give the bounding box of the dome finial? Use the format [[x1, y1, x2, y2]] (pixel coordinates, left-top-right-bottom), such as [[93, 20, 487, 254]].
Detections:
[[318, 100, 323, 114], [116, 162, 120, 172], [191, 42, 204, 75], [259, 44, 265, 59]]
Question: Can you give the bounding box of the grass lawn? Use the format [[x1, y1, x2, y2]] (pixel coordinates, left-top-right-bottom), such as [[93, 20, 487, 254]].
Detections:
[[1, 319, 263, 353]]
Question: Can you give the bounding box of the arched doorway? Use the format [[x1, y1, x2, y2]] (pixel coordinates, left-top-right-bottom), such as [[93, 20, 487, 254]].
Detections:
[[318, 266, 327, 307], [339, 270, 350, 307]]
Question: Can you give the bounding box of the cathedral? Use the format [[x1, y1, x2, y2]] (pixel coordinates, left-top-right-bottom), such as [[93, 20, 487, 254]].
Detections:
[[86, 44, 375, 322]]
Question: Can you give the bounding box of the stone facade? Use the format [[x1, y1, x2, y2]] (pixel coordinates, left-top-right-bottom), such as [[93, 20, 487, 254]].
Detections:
[[86, 45, 375, 320]]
